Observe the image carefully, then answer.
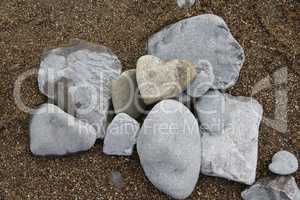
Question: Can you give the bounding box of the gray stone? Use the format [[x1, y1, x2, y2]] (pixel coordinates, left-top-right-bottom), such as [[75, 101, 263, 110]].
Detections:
[[136, 55, 197, 105], [173, 91, 193, 108], [38, 39, 122, 138], [196, 92, 263, 185], [186, 60, 215, 98], [177, 0, 196, 8], [269, 151, 299, 175], [241, 176, 300, 200], [103, 113, 140, 156], [112, 69, 146, 119], [137, 100, 201, 199], [194, 90, 226, 135], [111, 170, 124, 190], [30, 103, 97, 156], [147, 14, 245, 90]]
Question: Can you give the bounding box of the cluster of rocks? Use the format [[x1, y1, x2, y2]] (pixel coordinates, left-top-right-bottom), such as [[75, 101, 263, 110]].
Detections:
[[29, 14, 299, 199], [242, 150, 299, 200]]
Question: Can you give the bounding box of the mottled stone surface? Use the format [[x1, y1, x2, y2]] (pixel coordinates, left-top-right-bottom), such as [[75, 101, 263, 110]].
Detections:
[[196, 92, 263, 185], [137, 100, 201, 199], [242, 176, 300, 200], [176, 0, 196, 8], [30, 104, 97, 156], [112, 69, 145, 119], [269, 151, 299, 175], [38, 39, 122, 138], [186, 60, 214, 98], [147, 14, 245, 90], [103, 113, 140, 156], [136, 55, 197, 105]]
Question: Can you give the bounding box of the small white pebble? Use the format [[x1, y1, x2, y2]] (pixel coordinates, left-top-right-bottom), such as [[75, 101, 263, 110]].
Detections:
[[176, 0, 196, 8]]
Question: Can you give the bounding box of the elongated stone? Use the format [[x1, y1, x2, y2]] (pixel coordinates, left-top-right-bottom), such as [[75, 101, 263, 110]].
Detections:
[[112, 69, 146, 119], [137, 100, 201, 199]]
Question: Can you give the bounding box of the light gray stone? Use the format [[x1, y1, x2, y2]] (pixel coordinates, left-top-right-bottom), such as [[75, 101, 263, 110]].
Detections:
[[30, 103, 97, 156], [147, 14, 245, 90], [196, 92, 263, 185], [186, 60, 215, 98], [177, 0, 196, 8], [136, 55, 197, 105], [194, 90, 225, 135], [269, 151, 299, 175], [137, 100, 201, 199], [241, 176, 300, 200], [111, 170, 124, 191], [38, 39, 122, 138], [112, 69, 146, 119], [103, 113, 140, 156]]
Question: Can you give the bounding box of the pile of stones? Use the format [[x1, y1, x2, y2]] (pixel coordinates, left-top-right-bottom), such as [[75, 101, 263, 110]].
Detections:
[[30, 14, 299, 199]]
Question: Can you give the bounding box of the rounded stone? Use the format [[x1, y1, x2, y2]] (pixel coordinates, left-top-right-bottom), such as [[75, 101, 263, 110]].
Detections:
[[269, 150, 299, 175], [137, 100, 201, 199], [176, 0, 196, 8]]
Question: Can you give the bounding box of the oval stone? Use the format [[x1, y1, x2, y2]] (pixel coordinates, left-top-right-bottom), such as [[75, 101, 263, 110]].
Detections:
[[137, 100, 201, 199]]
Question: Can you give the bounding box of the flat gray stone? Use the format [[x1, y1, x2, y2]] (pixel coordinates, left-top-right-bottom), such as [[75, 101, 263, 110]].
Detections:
[[196, 92, 263, 185], [30, 104, 97, 156], [242, 176, 300, 200], [269, 151, 299, 175], [147, 14, 245, 90], [176, 0, 196, 8], [136, 55, 197, 105], [38, 39, 122, 138], [103, 113, 140, 156], [137, 100, 201, 199], [112, 69, 146, 119]]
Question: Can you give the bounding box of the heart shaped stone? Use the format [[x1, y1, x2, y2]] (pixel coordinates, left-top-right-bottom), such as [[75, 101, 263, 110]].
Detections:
[[136, 55, 197, 105]]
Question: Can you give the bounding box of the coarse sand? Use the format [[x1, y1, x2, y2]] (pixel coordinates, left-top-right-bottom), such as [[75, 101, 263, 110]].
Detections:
[[0, 0, 299, 199]]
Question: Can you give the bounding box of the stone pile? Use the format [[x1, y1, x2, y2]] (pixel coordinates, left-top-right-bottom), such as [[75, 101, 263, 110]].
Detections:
[[30, 14, 299, 200]]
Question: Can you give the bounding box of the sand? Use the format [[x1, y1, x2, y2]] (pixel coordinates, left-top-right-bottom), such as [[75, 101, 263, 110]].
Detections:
[[0, 0, 299, 199]]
